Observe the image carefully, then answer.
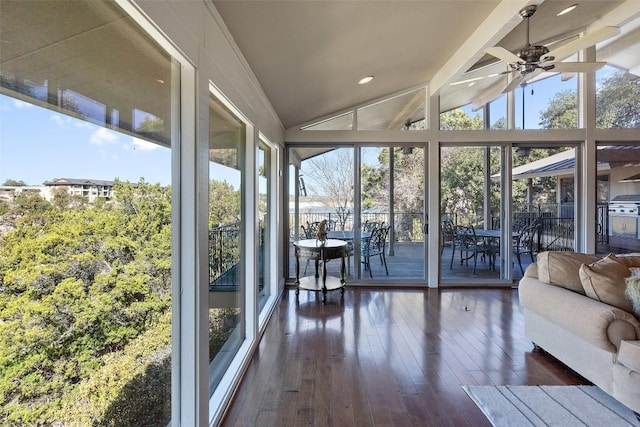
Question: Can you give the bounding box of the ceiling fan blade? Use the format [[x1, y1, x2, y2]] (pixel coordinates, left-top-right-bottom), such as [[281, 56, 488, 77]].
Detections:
[[502, 74, 526, 94], [471, 77, 510, 110], [551, 62, 607, 73], [485, 46, 521, 64], [543, 26, 620, 61]]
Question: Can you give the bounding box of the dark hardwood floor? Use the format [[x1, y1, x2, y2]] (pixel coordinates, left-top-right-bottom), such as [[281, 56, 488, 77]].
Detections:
[[221, 287, 588, 426]]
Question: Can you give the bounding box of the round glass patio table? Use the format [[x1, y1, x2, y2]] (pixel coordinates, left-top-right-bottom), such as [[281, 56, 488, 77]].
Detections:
[[293, 238, 348, 304]]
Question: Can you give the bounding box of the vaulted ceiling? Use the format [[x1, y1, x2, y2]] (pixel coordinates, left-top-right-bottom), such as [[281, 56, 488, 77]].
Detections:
[[213, 0, 640, 130]]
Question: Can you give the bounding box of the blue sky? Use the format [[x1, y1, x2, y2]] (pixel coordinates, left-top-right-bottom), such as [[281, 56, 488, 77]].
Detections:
[[0, 94, 172, 186]]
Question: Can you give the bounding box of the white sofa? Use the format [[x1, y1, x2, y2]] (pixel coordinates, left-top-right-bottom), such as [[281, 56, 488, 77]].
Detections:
[[519, 251, 640, 413]]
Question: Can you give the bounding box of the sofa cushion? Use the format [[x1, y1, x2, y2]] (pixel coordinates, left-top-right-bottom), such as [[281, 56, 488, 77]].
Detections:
[[579, 255, 633, 314], [613, 253, 640, 268], [537, 251, 600, 294]]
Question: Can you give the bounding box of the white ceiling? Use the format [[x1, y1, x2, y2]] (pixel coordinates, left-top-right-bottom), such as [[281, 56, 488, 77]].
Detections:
[[213, 0, 640, 130]]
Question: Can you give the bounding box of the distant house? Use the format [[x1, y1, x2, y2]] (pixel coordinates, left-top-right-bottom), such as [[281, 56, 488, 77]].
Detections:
[[0, 185, 48, 203], [43, 178, 119, 202], [495, 146, 640, 207]]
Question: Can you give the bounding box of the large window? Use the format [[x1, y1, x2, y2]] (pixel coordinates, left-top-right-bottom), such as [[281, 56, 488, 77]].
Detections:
[[0, 1, 175, 424], [207, 93, 246, 391]]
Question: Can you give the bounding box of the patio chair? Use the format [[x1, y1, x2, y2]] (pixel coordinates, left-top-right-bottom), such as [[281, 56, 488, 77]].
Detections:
[[441, 219, 455, 255], [361, 225, 389, 278], [452, 225, 493, 273], [514, 223, 537, 274]]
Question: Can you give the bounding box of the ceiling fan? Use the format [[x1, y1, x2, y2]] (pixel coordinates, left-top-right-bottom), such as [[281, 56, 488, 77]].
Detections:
[[461, 4, 620, 103]]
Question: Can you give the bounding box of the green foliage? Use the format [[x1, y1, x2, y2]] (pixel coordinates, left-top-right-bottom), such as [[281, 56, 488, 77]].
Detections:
[[539, 70, 640, 130], [596, 71, 640, 128], [209, 180, 241, 227], [538, 89, 577, 129], [440, 108, 483, 130], [440, 146, 501, 224], [2, 179, 26, 186], [0, 180, 172, 425]]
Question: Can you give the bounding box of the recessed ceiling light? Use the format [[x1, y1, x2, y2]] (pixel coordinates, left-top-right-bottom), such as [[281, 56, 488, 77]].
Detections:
[[557, 4, 578, 16], [358, 76, 374, 85]]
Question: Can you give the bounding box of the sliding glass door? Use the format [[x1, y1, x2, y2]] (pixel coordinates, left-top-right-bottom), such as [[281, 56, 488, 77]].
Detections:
[[288, 144, 428, 286]]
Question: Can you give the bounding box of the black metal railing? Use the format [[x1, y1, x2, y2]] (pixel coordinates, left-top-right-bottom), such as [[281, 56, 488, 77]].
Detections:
[[289, 211, 424, 242], [209, 222, 240, 287]]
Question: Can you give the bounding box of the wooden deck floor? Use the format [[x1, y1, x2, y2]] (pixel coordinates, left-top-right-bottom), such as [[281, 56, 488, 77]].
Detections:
[[287, 242, 534, 283], [221, 287, 588, 426]]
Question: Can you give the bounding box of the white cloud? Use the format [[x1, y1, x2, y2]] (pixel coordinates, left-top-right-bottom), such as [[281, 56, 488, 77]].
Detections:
[[50, 114, 71, 127], [13, 99, 33, 109], [131, 137, 159, 152], [90, 127, 118, 146]]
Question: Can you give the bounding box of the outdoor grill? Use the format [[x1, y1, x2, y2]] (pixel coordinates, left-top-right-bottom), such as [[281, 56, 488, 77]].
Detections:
[[608, 195, 640, 239]]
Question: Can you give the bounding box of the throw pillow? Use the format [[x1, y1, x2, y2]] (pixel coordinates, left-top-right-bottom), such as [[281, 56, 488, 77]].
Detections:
[[537, 251, 600, 294], [612, 253, 640, 268], [579, 254, 633, 313]]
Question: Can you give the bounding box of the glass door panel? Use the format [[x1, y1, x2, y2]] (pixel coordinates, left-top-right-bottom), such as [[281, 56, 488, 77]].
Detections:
[[440, 145, 502, 283], [288, 147, 355, 283], [360, 146, 426, 281], [208, 94, 245, 391]]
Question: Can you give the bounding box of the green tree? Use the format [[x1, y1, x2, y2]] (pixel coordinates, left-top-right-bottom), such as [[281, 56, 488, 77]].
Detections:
[[209, 180, 241, 227], [2, 179, 26, 186], [440, 108, 483, 130], [538, 89, 578, 129], [0, 179, 172, 424], [596, 71, 640, 128]]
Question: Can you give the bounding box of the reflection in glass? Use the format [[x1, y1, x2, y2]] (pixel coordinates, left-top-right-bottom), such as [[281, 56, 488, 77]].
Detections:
[[208, 94, 244, 392]]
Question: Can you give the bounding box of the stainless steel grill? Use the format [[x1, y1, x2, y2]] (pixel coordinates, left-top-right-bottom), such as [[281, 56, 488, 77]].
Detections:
[[608, 195, 640, 238], [608, 195, 640, 216]]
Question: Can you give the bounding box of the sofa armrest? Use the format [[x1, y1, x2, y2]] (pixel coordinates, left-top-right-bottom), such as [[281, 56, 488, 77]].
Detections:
[[519, 277, 640, 353]]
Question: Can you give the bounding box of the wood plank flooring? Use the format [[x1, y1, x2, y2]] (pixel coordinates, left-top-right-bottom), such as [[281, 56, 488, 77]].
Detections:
[[221, 287, 588, 426]]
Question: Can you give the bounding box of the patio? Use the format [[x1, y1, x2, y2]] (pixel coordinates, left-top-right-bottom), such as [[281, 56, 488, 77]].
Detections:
[[286, 241, 533, 284]]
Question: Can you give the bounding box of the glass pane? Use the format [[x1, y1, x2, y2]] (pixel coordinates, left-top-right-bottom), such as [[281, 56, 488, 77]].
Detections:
[[596, 145, 640, 254], [208, 94, 244, 391], [258, 141, 271, 311], [515, 73, 578, 129], [488, 95, 507, 129], [301, 112, 353, 130], [361, 147, 425, 280], [357, 89, 425, 130], [596, 66, 640, 129], [0, 1, 174, 423], [440, 146, 502, 281], [288, 147, 354, 283], [511, 145, 576, 280], [440, 105, 483, 130]]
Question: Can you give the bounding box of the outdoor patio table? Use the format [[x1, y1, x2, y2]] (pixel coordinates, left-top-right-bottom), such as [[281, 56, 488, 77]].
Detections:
[[473, 229, 520, 271], [326, 231, 371, 274], [293, 238, 348, 304]]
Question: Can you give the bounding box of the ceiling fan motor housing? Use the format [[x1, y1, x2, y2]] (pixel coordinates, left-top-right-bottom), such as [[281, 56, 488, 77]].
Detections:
[[518, 45, 550, 64]]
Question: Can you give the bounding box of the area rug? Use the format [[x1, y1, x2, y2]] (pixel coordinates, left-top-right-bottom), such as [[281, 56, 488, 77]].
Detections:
[[463, 385, 640, 426]]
